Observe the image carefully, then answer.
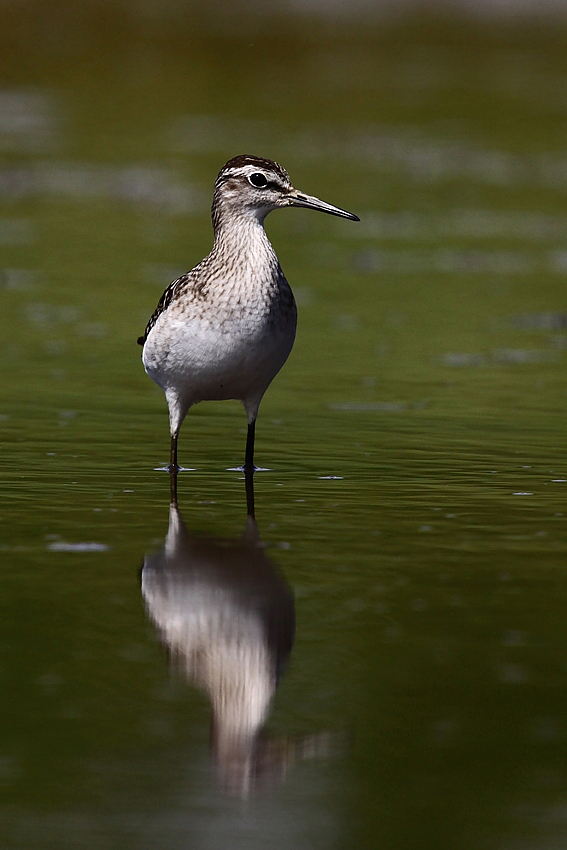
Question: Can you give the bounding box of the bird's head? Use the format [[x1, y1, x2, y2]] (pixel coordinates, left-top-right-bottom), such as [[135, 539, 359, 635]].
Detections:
[[213, 154, 360, 224]]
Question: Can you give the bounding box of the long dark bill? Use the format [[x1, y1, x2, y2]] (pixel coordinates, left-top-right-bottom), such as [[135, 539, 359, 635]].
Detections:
[[288, 190, 360, 221]]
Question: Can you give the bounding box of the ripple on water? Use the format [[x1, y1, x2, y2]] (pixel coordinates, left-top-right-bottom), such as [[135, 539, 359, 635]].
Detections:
[[46, 541, 110, 552]]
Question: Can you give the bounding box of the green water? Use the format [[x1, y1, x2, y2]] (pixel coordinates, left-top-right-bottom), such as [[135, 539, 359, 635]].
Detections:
[[2, 5, 567, 848]]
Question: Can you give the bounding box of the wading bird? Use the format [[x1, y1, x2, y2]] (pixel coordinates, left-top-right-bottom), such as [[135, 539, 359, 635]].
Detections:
[[138, 155, 359, 472]]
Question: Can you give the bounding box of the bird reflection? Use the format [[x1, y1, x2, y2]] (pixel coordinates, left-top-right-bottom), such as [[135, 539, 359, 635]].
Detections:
[[141, 471, 295, 796]]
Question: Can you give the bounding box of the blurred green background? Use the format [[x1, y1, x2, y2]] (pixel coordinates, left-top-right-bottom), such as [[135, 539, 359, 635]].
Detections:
[[1, 2, 567, 848]]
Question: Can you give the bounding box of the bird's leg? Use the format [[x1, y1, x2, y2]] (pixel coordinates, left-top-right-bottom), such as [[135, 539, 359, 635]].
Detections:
[[244, 467, 255, 520], [169, 465, 178, 506], [244, 420, 256, 474], [169, 432, 179, 474]]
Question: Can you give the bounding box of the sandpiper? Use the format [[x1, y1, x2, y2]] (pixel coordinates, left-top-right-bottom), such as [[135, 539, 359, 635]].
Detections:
[[138, 154, 359, 472]]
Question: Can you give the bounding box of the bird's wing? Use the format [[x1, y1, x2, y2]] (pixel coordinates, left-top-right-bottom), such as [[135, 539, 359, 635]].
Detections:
[[137, 268, 204, 346]]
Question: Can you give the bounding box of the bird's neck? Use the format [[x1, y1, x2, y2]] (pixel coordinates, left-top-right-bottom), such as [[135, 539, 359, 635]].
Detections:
[[210, 206, 278, 276]]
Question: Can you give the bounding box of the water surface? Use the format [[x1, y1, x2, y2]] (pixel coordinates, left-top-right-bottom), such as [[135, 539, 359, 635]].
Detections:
[[1, 6, 567, 849]]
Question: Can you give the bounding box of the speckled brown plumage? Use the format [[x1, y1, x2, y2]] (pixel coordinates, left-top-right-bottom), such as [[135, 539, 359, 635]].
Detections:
[[138, 154, 358, 472]]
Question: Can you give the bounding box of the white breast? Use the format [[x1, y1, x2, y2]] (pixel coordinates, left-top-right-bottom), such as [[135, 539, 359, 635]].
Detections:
[[143, 258, 296, 407]]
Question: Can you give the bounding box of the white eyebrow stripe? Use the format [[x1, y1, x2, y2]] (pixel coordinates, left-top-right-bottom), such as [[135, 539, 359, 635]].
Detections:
[[218, 169, 288, 191], [220, 166, 257, 178]]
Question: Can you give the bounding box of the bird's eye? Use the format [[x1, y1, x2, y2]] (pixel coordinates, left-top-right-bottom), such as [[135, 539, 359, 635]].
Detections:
[[248, 172, 268, 188]]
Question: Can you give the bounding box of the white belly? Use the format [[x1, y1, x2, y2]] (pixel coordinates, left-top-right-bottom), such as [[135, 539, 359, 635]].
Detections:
[[142, 308, 296, 405]]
